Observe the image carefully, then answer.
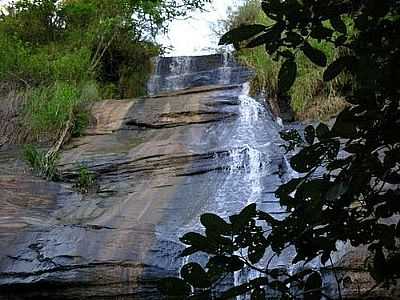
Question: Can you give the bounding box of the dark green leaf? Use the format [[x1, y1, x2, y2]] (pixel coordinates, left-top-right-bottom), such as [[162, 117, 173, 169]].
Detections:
[[310, 25, 333, 40], [326, 139, 340, 160], [275, 177, 304, 203], [239, 203, 257, 219], [279, 50, 295, 59], [246, 26, 281, 48], [251, 287, 266, 300], [327, 157, 352, 171], [219, 24, 267, 45], [261, 0, 283, 21], [181, 262, 211, 288], [158, 277, 191, 297], [248, 243, 266, 264], [344, 143, 365, 154], [280, 129, 303, 143], [302, 42, 327, 67], [331, 107, 358, 138], [326, 181, 349, 202], [290, 144, 325, 173], [304, 125, 315, 145], [335, 34, 347, 46], [180, 232, 210, 252], [270, 280, 288, 292], [285, 31, 303, 46], [269, 268, 285, 279], [330, 16, 347, 34], [179, 246, 198, 257], [200, 213, 231, 234], [323, 56, 354, 81], [316, 123, 330, 139], [230, 203, 257, 232], [304, 272, 322, 300], [219, 282, 252, 298], [258, 210, 279, 226], [278, 60, 297, 92], [207, 255, 244, 275]]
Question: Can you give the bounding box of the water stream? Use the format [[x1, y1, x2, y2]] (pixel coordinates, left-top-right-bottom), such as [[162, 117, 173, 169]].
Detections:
[[149, 54, 296, 298]]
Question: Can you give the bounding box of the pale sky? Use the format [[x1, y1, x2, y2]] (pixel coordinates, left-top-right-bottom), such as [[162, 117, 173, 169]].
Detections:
[[158, 0, 243, 56], [0, 0, 242, 56]]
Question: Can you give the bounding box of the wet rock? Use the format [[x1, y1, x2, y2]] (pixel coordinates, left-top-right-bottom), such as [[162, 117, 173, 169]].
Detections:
[[0, 54, 396, 299], [0, 81, 257, 299]]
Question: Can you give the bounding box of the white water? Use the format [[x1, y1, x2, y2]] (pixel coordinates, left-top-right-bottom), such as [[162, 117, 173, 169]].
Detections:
[[152, 54, 298, 298], [147, 54, 240, 95]]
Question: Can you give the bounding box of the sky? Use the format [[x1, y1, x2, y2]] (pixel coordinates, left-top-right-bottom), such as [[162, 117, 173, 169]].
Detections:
[[0, 0, 243, 56], [158, 0, 243, 56]]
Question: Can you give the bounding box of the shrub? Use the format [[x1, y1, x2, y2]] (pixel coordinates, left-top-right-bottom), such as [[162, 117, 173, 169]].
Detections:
[[74, 164, 96, 194], [0, 32, 30, 83], [51, 47, 92, 82]]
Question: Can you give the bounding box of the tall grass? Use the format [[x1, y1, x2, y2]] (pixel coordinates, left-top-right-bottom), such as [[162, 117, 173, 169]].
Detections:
[[22, 144, 59, 180], [24, 81, 99, 138], [228, 0, 349, 121]]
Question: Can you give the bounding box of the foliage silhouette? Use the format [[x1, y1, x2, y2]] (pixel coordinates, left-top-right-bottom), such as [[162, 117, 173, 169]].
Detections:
[[161, 0, 400, 299]]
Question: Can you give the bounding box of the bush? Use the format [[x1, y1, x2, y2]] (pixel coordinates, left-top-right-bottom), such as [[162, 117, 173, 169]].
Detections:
[[0, 32, 30, 83], [51, 47, 92, 82], [74, 164, 97, 194]]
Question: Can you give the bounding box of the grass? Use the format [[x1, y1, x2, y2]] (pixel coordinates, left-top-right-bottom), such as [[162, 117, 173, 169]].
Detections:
[[22, 144, 59, 180], [74, 164, 97, 194], [230, 0, 350, 121], [23, 81, 99, 139]]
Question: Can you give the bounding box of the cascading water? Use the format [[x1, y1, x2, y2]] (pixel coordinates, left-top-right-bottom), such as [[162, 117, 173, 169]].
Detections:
[[147, 53, 254, 96], [151, 54, 313, 299], [0, 52, 380, 299]]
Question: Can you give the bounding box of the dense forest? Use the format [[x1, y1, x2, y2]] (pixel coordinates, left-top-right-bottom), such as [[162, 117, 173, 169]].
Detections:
[[0, 0, 210, 143]]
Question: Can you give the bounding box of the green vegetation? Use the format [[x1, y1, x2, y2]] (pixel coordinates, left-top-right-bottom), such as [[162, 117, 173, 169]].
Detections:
[[74, 165, 97, 194], [1, 0, 210, 182], [0, 0, 210, 141], [224, 0, 350, 120], [22, 144, 59, 180], [23, 81, 95, 138], [162, 0, 400, 298]]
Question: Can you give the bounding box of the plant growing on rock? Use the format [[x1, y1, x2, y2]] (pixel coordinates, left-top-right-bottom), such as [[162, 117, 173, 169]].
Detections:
[[23, 144, 59, 181], [160, 0, 400, 299], [74, 164, 97, 194]]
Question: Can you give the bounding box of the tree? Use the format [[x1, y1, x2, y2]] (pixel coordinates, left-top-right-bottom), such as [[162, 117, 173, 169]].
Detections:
[[0, 0, 211, 95], [160, 0, 400, 299]]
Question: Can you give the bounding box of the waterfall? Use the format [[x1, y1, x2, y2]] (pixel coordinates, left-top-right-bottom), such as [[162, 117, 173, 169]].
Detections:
[[146, 54, 253, 96], [230, 84, 270, 299], [151, 54, 294, 298]]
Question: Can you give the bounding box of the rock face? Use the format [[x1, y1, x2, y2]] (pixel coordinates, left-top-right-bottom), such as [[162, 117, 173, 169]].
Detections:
[[0, 54, 397, 299], [147, 53, 253, 96]]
